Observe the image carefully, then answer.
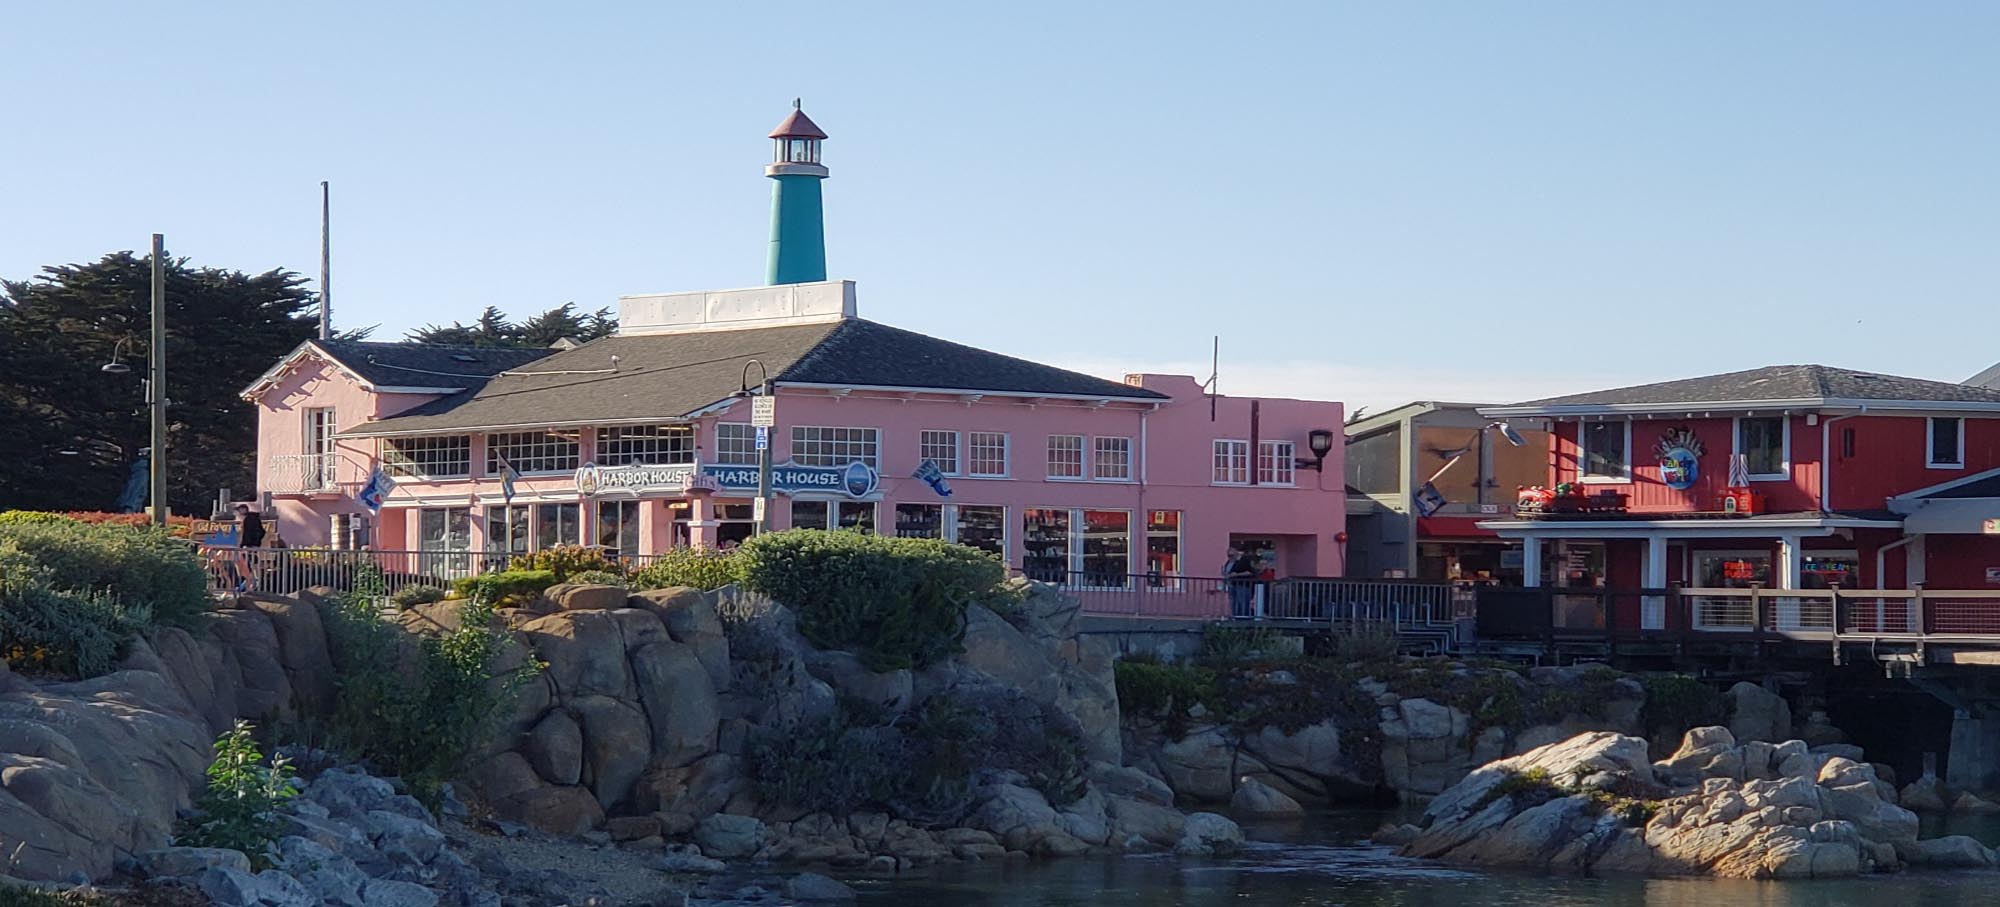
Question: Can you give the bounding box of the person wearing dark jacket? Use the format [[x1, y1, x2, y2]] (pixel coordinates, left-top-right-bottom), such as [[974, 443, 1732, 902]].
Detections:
[[234, 503, 266, 548]]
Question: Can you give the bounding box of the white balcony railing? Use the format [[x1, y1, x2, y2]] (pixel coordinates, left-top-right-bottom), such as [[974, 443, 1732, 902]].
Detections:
[[265, 454, 342, 494]]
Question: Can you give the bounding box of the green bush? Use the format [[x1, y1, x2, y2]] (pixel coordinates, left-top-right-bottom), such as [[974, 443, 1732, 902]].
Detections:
[[176, 720, 296, 868], [1114, 657, 1220, 736], [0, 518, 207, 626], [0, 511, 72, 526], [508, 545, 619, 582], [390, 584, 448, 607], [321, 595, 541, 804], [0, 568, 147, 679], [568, 569, 628, 587], [631, 546, 743, 591], [736, 530, 1006, 671], [1639, 674, 1728, 743], [452, 569, 557, 606]]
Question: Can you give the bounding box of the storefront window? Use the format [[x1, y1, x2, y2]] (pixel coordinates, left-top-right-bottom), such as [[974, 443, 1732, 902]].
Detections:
[[535, 503, 579, 550], [1022, 508, 1070, 582], [791, 499, 829, 531], [954, 505, 1005, 557], [484, 505, 529, 553], [1145, 510, 1181, 579], [1080, 510, 1131, 588], [418, 506, 472, 578], [837, 502, 876, 532], [1801, 552, 1859, 590], [596, 500, 639, 556], [896, 503, 944, 538], [714, 503, 753, 548], [1696, 551, 1771, 588]]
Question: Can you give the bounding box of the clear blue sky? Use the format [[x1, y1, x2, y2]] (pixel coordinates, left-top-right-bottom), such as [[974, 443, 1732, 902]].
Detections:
[[4, 3, 1995, 412]]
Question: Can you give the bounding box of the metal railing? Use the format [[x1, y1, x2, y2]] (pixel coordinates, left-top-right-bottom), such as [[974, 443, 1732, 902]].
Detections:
[[1476, 585, 2000, 652], [198, 545, 677, 596], [1049, 570, 1459, 627], [264, 454, 342, 494]]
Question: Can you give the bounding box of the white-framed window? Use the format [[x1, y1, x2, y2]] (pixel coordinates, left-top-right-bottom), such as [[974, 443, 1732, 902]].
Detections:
[[919, 430, 960, 475], [1212, 440, 1250, 485], [715, 423, 759, 465], [384, 435, 470, 479], [1578, 421, 1631, 483], [303, 407, 338, 490], [968, 431, 1009, 477], [1733, 417, 1789, 481], [487, 430, 580, 475], [791, 426, 880, 468], [534, 502, 580, 550], [596, 424, 694, 467], [1257, 440, 1296, 486], [1929, 417, 1965, 468], [1047, 435, 1085, 479], [1093, 436, 1133, 481]]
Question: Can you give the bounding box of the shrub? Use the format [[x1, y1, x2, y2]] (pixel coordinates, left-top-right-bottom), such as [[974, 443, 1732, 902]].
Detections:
[[736, 530, 1007, 671], [452, 569, 558, 607], [631, 547, 743, 591], [390, 584, 448, 607], [508, 545, 618, 582], [0, 571, 146, 679], [0, 518, 206, 626], [568, 569, 628, 587], [0, 509, 200, 539], [1639, 674, 1729, 743], [177, 720, 297, 868], [1199, 625, 1285, 663], [321, 595, 541, 804], [1114, 657, 1220, 736], [1332, 620, 1403, 663]]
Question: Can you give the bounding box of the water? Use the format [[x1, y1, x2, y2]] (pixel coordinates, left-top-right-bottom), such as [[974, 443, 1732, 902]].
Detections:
[[842, 811, 2000, 906]]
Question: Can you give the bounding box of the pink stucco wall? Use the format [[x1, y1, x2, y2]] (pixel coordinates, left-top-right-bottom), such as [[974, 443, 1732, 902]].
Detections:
[[252, 358, 1347, 580]]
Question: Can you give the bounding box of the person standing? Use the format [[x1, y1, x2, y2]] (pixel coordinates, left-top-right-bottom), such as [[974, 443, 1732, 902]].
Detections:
[[1224, 545, 1258, 618], [232, 503, 266, 593]]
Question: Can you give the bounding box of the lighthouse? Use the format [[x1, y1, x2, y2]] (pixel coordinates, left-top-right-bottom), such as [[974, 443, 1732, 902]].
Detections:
[[765, 100, 829, 285]]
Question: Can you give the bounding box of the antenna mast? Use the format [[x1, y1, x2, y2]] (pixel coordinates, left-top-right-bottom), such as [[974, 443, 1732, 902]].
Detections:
[[1203, 336, 1219, 421], [319, 180, 331, 340]]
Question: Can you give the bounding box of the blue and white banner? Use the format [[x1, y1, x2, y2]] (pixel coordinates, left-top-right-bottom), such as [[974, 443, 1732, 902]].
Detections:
[[913, 459, 953, 498], [357, 468, 394, 514]]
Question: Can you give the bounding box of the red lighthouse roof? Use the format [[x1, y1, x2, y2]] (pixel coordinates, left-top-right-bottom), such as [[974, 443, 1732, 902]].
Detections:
[[769, 100, 828, 140]]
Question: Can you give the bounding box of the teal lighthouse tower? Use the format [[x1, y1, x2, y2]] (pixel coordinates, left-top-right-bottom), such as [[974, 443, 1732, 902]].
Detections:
[[765, 100, 829, 285]]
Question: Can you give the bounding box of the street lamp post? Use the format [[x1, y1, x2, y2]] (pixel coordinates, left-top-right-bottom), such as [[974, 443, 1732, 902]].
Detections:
[[148, 234, 166, 526], [741, 359, 774, 536]]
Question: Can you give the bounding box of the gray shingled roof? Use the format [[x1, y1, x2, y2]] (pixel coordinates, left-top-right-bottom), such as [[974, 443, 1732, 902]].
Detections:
[[342, 319, 1162, 437], [1503, 365, 2000, 410], [318, 340, 554, 391], [1914, 474, 2000, 500]]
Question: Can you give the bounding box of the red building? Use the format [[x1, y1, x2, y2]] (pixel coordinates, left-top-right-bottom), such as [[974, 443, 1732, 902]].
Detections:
[[1475, 365, 2000, 629]]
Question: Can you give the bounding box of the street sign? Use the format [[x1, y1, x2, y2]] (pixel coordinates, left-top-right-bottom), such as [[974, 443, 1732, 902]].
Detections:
[[755, 426, 769, 451], [750, 396, 776, 427], [752, 496, 767, 522]]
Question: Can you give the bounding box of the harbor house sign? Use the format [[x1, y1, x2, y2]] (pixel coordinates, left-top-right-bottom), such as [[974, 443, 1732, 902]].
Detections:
[[574, 460, 880, 499]]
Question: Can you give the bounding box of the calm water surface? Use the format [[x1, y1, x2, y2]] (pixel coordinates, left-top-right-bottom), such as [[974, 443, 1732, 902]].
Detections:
[[840, 811, 2000, 906]]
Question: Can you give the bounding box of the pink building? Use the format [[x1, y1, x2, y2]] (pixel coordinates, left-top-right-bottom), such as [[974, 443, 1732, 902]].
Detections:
[[241, 279, 1346, 584], [238, 105, 1349, 602]]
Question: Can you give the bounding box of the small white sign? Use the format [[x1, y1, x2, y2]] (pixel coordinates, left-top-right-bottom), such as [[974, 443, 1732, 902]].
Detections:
[[1985, 518, 2000, 535], [752, 496, 767, 522], [750, 396, 776, 427], [755, 426, 769, 451]]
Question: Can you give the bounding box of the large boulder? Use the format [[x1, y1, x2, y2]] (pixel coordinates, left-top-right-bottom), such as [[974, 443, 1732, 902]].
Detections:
[[547, 583, 628, 612], [1909, 834, 1995, 868], [517, 611, 634, 699], [202, 607, 296, 722], [801, 649, 912, 714], [693, 813, 767, 859], [1381, 697, 1495, 797], [245, 595, 337, 714], [521, 709, 585, 786], [1230, 777, 1305, 817], [630, 640, 721, 767], [1726, 683, 1793, 744], [494, 785, 603, 835], [630, 588, 732, 692], [1174, 812, 1245, 856], [1153, 728, 1237, 802], [571, 695, 651, 809]]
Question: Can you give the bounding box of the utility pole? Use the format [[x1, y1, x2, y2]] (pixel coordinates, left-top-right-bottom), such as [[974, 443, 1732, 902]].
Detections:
[[320, 181, 331, 340], [149, 233, 167, 526]]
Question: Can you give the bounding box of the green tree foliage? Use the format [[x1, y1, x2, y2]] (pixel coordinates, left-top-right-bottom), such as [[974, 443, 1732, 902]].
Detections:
[[0, 250, 318, 515], [408, 302, 615, 348], [177, 720, 297, 868], [631, 546, 744, 591]]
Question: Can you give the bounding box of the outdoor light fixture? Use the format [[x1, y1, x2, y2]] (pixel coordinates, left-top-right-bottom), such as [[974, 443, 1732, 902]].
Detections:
[[101, 337, 136, 374], [1295, 428, 1337, 471]]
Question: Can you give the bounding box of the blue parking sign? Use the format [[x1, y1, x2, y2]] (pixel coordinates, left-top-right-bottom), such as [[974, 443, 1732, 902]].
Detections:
[[755, 426, 769, 451]]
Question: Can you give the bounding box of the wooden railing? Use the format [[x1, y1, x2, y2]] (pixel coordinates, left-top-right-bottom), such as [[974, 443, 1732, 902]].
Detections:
[[1475, 584, 2000, 654]]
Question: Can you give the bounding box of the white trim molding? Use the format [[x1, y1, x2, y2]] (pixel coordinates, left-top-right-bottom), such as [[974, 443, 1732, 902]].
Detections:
[[1732, 415, 1792, 482], [1576, 419, 1633, 484], [1928, 416, 1966, 470]]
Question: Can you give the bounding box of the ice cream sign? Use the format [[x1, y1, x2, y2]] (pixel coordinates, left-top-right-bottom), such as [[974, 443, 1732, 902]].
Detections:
[[1655, 427, 1704, 491]]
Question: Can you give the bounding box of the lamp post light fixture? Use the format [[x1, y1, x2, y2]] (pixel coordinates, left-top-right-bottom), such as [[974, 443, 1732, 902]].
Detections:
[[1295, 428, 1338, 471], [97, 236, 168, 525], [739, 359, 774, 536]]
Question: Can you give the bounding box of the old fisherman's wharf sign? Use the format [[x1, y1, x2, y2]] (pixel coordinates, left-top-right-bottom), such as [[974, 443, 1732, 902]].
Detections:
[[576, 460, 879, 499]]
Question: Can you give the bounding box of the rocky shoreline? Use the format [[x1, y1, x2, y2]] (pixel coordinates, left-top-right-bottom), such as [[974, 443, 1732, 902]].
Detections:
[[1386, 726, 1995, 879]]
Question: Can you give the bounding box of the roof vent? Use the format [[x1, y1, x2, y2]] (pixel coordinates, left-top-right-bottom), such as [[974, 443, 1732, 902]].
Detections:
[[450, 354, 480, 363]]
